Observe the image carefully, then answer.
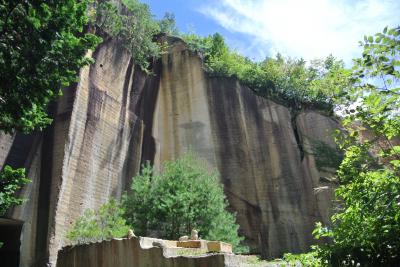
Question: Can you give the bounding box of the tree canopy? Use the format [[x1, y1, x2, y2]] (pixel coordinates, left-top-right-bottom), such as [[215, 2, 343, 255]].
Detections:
[[0, 0, 100, 133], [313, 26, 400, 266], [0, 166, 29, 216]]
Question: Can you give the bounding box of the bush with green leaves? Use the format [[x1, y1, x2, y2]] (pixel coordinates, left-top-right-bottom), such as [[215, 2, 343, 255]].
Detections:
[[313, 26, 400, 266], [66, 198, 130, 245], [181, 33, 349, 112], [158, 12, 179, 36], [123, 153, 248, 253], [0, 166, 30, 216], [283, 251, 323, 267], [93, 0, 161, 71]]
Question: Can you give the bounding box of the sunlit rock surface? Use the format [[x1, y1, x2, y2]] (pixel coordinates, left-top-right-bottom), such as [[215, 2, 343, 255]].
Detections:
[[0, 37, 338, 265], [150, 38, 338, 258]]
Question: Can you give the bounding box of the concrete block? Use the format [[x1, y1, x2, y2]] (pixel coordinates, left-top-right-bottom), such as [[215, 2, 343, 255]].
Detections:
[[207, 241, 232, 253], [177, 240, 208, 249]]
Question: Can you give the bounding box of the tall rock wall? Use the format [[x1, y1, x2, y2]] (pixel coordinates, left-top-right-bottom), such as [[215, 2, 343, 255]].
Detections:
[[0, 38, 160, 266], [150, 38, 338, 257], [0, 37, 338, 266]]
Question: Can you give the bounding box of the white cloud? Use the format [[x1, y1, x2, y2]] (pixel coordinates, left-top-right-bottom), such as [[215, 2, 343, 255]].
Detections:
[[199, 0, 400, 64]]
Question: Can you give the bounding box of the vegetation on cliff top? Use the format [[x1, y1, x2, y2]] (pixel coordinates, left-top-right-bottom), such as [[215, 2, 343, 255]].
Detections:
[[182, 32, 350, 112], [0, 0, 342, 135], [92, 0, 161, 71], [94, 0, 345, 112]]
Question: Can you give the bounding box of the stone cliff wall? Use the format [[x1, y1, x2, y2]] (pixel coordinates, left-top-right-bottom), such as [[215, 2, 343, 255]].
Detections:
[[0, 38, 160, 266], [0, 37, 338, 265], [150, 38, 338, 258]]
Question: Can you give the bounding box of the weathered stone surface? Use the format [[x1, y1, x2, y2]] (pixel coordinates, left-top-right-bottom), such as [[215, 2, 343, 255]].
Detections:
[[296, 112, 339, 225], [1, 38, 160, 266], [0, 37, 339, 265], [55, 237, 297, 267], [177, 240, 207, 249], [150, 38, 340, 258], [207, 241, 233, 253], [0, 133, 14, 166], [56, 237, 226, 267]]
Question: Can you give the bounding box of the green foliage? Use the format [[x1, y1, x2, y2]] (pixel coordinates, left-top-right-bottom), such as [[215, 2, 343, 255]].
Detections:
[[283, 251, 324, 267], [181, 33, 349, 111], [123, 153, 248, 253], [66, 198, 130, 245], [93, 0, 161, 71], [0, 0, 100, 134], [314, 26, 400, 266], [0, 166, 30, 216], [158, 12, 178, 35]]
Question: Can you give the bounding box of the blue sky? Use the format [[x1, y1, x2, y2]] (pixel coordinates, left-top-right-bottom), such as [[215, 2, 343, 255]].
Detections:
[[142, 0, 400, 65]]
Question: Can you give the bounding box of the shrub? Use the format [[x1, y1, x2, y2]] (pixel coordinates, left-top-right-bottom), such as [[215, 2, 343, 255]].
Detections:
[[93, 0, 161, 71], [0, 166, 30, 216], [283, 251, 324, 267], [66, 198, 130, 244], [181, 33, 346, 112], [123, 153, 249, 253]]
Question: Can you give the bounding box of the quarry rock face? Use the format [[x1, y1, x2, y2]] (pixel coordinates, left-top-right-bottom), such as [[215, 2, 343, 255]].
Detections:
[[0, 37, 338, 265]]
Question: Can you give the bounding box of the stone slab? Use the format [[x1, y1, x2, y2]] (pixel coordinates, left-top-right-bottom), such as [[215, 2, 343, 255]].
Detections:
[[177, 240, 208, 249], [207, 241, 232, 253]]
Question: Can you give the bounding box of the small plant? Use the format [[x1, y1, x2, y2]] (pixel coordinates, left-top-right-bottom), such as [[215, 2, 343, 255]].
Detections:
[[66, 198, 130, 245], [283, 251, 324, 267]]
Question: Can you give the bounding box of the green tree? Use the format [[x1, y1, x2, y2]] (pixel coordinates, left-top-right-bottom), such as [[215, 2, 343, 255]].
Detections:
[[66, 198, 130, 245], [0, 1, 100, 247], [0, 0, 100, 134], [0, 166, 30, 248], [314, 26, 400, 266], [123, 153, 248, 253], [0, 166, 30, 216], [158, 12, 178, 35]]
